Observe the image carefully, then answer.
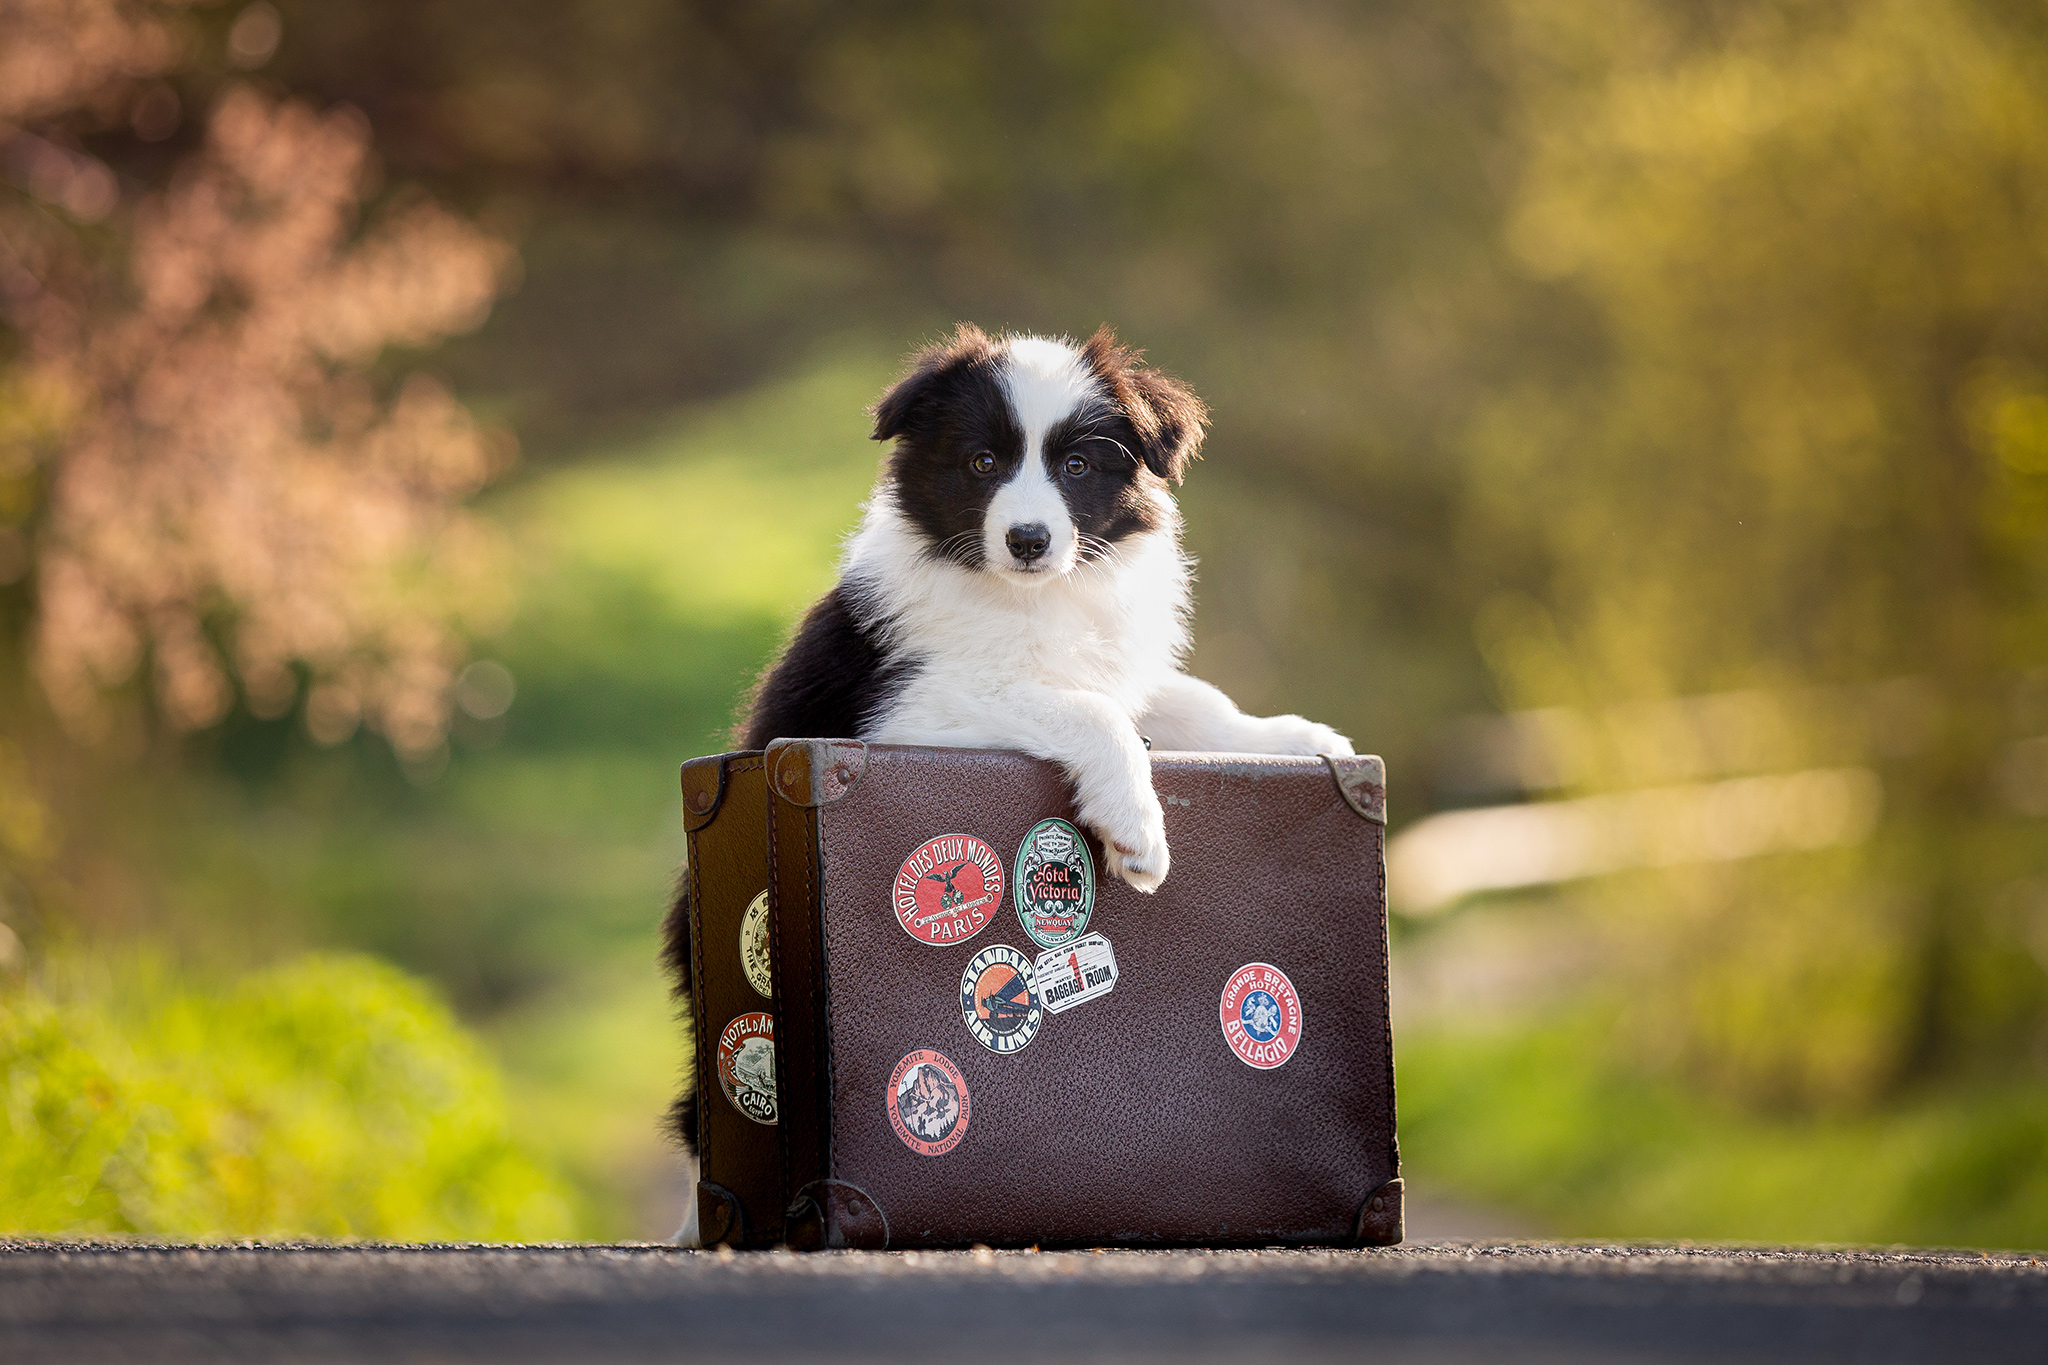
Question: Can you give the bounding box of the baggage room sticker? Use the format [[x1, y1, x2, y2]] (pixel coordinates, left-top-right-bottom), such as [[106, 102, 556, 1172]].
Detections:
[[893, 834, 1003, 946], [1034, 932, 1118, 1015], [1013, 818, 1095, 949], [1220, 963, 1303, 1070]]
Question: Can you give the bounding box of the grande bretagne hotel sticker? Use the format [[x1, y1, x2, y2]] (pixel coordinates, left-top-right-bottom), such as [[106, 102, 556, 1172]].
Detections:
[[1220, 963, 1302, 1070]]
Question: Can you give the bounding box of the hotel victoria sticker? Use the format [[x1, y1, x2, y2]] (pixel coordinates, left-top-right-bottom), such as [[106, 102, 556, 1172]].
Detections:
[[958, 944, 1042, 1054], [739, 889, 773, 999], [893, 834, 1004, 946], [1013, 818, 1095, 950], [1219, 963, 1303, 1070], [1033, 931, 1118, 1015], [716, 1011, 778, 1123]]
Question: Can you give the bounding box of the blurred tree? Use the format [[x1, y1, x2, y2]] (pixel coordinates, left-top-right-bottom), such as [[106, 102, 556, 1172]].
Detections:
[[0, 0, 515, 939], [1466, 0, 2048, 1107]]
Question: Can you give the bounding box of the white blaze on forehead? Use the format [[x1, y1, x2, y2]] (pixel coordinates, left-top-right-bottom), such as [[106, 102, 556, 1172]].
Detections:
[[985, 336, 1103, 575]]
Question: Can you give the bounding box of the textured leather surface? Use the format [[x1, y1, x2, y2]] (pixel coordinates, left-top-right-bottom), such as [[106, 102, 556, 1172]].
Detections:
[[763, 743, 1397, 1249], [682, 752, 783, 1246]]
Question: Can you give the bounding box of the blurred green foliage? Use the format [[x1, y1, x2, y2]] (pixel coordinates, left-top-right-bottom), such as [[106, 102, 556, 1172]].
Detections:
[[0, 953, 574, 1239], [6, 0, 2048, 1245]]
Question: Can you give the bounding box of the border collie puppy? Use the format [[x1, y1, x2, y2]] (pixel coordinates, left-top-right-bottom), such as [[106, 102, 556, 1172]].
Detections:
[[662, 325, 1350, 1237], [741, 322, 1352, 887]]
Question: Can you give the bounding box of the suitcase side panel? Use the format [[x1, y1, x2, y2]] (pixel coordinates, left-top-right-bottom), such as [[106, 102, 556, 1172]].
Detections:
[[812, 745, 1396, 1248], [765, 746, 835, 1242], [683, 753, 783, 1245]]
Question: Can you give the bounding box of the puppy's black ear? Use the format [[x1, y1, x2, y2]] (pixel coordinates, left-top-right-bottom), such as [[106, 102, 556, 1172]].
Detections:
[[871, 322, 1000, 441], [1080, 325, 1208, 482]]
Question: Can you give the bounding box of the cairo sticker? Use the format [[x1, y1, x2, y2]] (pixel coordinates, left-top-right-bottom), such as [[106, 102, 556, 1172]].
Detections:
[[716, 1011, 779, 1124]]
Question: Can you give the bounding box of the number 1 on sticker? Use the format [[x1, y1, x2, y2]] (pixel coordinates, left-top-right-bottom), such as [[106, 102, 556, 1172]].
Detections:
[[1068, 952, 1082, 990]]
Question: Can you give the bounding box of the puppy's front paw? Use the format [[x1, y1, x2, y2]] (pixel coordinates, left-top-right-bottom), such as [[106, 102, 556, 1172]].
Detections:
[[1079, 786, 1170, 894], [1258, 714, 1354, 757]]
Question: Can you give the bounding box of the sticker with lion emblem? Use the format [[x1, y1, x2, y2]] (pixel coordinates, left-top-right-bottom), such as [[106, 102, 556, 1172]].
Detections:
[[893, 834, 1003, 946], [1012, 818, 1095, 949], [716, 1011, 778, 1124], [959, 944, 1042, 1054], [1219, 963, 1302, 1070], [739, 889, 773, 999], [1033, 931, 1118, 1015], [887, 1048, 970, 1155]]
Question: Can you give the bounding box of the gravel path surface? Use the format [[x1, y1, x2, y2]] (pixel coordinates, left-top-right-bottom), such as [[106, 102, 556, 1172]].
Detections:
[[3, 1240, 2044, 1363]]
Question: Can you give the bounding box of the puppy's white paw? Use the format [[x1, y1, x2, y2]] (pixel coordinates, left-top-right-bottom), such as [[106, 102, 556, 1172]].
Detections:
[[1079, 786, 1170, 894], [1257, 714, 1354, 757]]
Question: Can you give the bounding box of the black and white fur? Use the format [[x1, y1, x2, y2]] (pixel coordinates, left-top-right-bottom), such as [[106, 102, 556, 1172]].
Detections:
[[663, 325, 1350, 1237]]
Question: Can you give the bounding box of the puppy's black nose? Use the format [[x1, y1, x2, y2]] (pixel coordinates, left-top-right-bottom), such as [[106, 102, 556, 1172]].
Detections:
[[1006, 522, 1051, 563]]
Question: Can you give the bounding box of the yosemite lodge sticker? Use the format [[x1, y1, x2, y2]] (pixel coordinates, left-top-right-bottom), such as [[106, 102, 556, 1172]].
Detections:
[[1220, 963, 1303, 1070], [888, 1049, 971, 1156], [716, 1011, 778, 1124], [893, 835, 1003, 946], [1013, 818, 1096, 950]]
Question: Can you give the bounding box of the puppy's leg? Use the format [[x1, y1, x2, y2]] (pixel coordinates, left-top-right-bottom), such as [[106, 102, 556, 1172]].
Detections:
[[881, 686, 1169, 892], [1139, 672, 1354, 757]]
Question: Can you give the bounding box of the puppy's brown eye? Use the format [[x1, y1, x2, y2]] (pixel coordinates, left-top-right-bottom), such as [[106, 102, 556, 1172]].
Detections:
[[970, 451, 996, 476], [1063, 454, 1089, 477]]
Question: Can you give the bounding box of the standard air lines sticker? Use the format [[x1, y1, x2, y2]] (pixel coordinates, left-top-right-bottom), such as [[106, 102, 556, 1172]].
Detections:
[[893, 834, 1003, 946], [959, 944, 1042, 1054], [717, 1012, 778, 1124], [1033, 932, 1118, 1015], [1220, 963, 1303, 1070], [740, 890, 773, 999], [888, 1049, 970, 1156], [1013, 818, 1095, 950]]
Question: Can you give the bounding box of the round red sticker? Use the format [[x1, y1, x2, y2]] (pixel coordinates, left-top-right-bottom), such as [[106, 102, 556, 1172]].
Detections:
[[887, 1049, 970, 1156], [1220, 963, 1303, 1070], [716, 1011, 778, 1124], [892, 834, 1003, 946]]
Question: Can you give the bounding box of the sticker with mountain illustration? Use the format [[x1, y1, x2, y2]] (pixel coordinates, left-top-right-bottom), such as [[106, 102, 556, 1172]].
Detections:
[[888, 1048, 970, 1156], [1012, 818, 1095, 949], [892, 834, 1003, 946]]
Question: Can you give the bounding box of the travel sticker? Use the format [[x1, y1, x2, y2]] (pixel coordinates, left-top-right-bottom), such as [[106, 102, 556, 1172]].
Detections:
[[739, 889, 773, 999], [1033, 931, 1118, 1015], [888, 1049, 970, 1156], [892, 834, 1004, 946], [959, 944, 1042, 1054], [716, 1011, 778, 1124], [1220, 963, 1303, 1070], [1013, 818, 1095, 949]]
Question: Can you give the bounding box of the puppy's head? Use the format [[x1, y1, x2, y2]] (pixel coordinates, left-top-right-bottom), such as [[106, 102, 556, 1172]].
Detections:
[[871, 324, 1207, 584]]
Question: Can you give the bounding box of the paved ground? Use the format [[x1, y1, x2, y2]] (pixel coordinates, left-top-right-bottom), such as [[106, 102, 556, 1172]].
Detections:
[[3, 1241, 2044, 1363]]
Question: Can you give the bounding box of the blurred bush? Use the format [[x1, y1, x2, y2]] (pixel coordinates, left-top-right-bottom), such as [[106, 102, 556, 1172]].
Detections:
[[0, 952, 575, 1239]]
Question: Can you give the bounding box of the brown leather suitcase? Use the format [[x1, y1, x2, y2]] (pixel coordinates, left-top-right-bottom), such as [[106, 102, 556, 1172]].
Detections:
[[745, 738, 1402, 1250], [677, 750, 785, 1247]]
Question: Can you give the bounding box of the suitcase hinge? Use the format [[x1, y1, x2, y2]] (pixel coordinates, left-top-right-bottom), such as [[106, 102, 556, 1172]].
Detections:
[[767, 738, 869, 807]]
